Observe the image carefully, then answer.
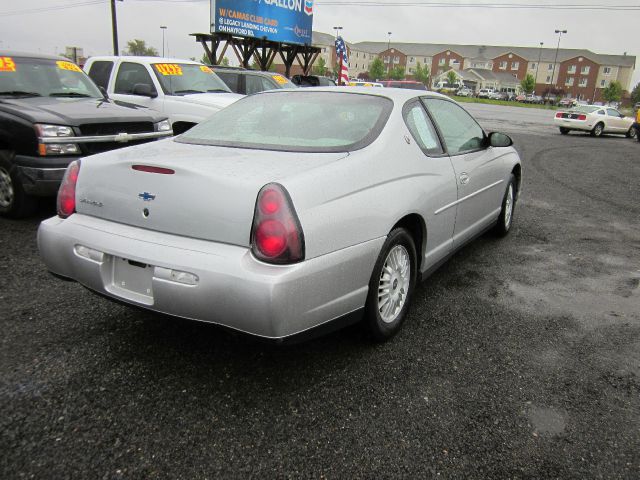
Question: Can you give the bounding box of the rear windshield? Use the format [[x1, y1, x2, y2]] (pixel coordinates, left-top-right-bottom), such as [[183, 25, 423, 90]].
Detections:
[[176, 91, 393, 153], [0, 56, 102, 98], [151, 63, 231, 95], [571, 106, 599, 113]]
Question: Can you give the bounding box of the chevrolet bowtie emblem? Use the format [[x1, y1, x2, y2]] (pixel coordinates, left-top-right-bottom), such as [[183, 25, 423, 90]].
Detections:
[[138, 192, 156, 201]]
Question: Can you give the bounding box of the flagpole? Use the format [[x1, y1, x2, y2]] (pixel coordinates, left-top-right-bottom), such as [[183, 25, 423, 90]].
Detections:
[[338, 55, 343, 86]]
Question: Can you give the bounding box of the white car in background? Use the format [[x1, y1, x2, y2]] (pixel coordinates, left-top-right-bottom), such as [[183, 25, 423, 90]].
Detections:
[[84, 56, 243, 134], [554, 105, 638, 138]]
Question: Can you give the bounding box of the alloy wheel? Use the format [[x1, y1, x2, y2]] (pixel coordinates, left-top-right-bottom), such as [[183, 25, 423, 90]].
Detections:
[[377, 244, 411, 324]]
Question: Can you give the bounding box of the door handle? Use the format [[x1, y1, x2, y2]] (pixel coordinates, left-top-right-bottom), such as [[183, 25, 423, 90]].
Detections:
[[459, 172, 470, 185]]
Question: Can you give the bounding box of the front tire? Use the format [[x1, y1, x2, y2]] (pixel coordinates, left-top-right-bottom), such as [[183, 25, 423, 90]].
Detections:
[[0, 150, 37, 218], [494, 174, 516, 237], [591, 122, 604, 137], [363, 228, 417, 342], [559, 127, 569, 135], [626, 126, 637, 139]]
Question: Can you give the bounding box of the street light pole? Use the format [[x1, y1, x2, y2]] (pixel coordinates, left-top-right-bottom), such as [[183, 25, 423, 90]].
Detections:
[[160, 26, 167, 57], [535, 41, 543, 94], [551, 29, 567, 91], [387, 32, 392, 74], [333, 26, 342, 39], [110, 0, 123, 56]]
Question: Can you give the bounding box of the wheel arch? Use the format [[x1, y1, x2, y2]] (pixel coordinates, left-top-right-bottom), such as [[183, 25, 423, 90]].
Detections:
[[391, 213, 427, 272]]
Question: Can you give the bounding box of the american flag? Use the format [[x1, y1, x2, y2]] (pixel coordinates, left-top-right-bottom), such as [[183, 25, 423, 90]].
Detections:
[[335, 36, 349, 85]]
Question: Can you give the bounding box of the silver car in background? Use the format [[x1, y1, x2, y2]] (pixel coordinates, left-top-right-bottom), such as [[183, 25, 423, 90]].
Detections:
[[38, 88, 522, 342]]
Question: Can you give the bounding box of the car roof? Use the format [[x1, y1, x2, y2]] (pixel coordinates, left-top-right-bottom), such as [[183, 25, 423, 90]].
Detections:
[[257, 86, 449, 101], [86, 56, 201, 65], [0, 51, 73, 62]]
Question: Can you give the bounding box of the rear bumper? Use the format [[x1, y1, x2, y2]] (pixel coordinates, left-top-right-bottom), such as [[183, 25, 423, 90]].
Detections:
[[553, 117, 594, 131], [38, 214, 384, 339]]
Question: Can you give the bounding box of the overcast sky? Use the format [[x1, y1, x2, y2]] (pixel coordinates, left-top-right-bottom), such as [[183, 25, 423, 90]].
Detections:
[[1, 0, 638, 87]]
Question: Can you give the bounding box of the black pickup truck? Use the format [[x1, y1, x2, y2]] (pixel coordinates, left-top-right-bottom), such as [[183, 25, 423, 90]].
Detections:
[[0, 52, 173, 218]]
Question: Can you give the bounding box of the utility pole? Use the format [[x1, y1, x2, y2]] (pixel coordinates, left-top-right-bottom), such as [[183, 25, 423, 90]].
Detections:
[[160, 26, 167, 57], [535, 42, 543, 94], [387, 32, 392, 75], [110, 0, 123, 56], [551, 29, 567, 92]]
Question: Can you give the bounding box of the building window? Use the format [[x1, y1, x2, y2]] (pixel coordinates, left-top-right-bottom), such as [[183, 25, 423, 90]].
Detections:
[[567, 65, 576, 74], [384, 56, 390, 63], [394, 56, 400, 64], [581, 66, 590, 74], [499, 61, 507, 69], [565, 77, 574, 86], [579, 78, 588, 87], [409, 68, 414, 73], [511, 62, 519, 70], [603, 67, 611, 75], [438, 58, 445, 66], [424, 58, 428, 63], [546, 76, 552, 84], [409, 57, 414, 63], [548, 64, 554, 71], [600, 79, 606, 87], [530, 62, 537, 70]]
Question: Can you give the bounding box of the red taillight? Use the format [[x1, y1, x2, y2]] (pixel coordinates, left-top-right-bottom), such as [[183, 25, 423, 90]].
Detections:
[[555, 112, 563, 118], [577, 114, 587, 121], [57, 160, 80, 218], [251, 183, 304, 264]]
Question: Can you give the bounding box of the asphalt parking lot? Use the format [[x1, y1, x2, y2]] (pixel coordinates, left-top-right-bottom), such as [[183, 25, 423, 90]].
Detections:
[[1, 111, 639, 478]]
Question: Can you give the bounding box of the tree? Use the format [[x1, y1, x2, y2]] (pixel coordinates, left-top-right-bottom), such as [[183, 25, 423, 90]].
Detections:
[[125, 39, 158, 56], [446, 70, 458, 87], [520, 73, 536, 94], [630, 82, 640, 105], [414, 62, 430, 86], [312, 57, 327, 76], [368, 57, 385, 81], [388, 66, 405, 80], [602, 80, 623, 104]]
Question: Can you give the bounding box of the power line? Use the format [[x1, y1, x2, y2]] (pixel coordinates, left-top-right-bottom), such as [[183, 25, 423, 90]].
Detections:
[[0, 1, 105, 17], [317, 1, 640, 10]]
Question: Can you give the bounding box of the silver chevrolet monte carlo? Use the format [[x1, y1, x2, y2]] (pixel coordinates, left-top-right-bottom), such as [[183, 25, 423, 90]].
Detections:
[[38, 88, 522, 342]]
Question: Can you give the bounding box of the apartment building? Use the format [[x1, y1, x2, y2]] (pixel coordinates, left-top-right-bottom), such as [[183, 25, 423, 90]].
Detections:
[[272, 32, 635, 101]]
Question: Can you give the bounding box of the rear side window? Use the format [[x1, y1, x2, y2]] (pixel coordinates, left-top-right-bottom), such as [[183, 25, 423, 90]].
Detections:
[[114, 62, 156, 95], [423, 98, 485, 154], [246, 75, 273, 94], [403, 101, 443, 155], [216, 71, 240, 92], [87, 61, 113, 90]]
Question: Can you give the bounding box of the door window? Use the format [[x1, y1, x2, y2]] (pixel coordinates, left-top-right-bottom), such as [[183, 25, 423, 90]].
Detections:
[[216, 71, 239, 92], [87, 61, 113, 90], [246, 75, 274, 94], [114, 62, 156, 95], [606, 108, 621, 117], [403, 102, 443, 155], [422, 98, 485, 154]]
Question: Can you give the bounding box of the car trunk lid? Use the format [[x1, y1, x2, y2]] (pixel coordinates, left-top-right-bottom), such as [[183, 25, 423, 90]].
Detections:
[[75, 139, 347, 247]]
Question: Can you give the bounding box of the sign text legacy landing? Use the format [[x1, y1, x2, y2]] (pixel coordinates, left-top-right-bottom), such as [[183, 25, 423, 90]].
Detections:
[[211, 0, 314, 46]]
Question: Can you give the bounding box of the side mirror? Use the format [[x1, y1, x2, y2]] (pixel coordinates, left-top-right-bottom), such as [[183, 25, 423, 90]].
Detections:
[[488, 132, 513, 148], [132, 83, 158, 98]]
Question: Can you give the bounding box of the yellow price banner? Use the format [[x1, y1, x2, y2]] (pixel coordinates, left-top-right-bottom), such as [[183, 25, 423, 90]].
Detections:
[[56, 61, 82, 72], [154, 63, 183, 76], [272, 74, 289, 85], [0, 57, 17, 72], [200, 66, 213, 74]]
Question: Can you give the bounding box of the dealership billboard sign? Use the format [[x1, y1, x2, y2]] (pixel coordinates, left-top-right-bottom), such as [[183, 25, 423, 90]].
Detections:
[[210, 0, 314, 45]]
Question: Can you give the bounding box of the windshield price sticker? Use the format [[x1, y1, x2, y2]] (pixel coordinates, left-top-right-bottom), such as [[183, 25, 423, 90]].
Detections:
[[56, 61, 82, 72], [272, 74, 289, 85], [199, 66, 213, 74], [0, 57, 16, 72], [155, 64, 183, 76]]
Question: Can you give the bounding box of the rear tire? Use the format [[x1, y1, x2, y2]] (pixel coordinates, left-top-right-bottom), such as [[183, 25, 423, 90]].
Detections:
[[559, 127, 570, 135], [591, 122, 604, 137], [0, 150, 37, 219], [363, 228, 417, 342], [494, 174, 516, 237]]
